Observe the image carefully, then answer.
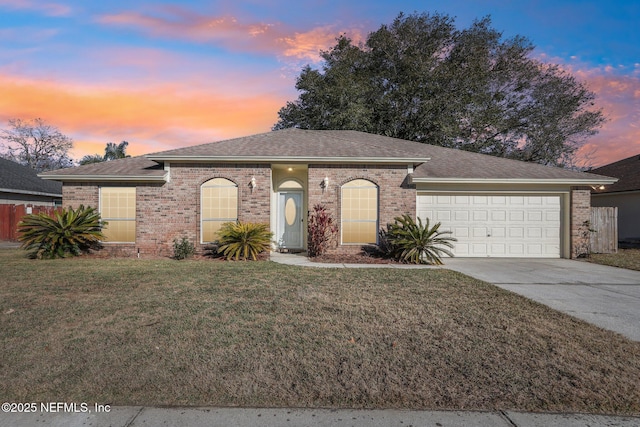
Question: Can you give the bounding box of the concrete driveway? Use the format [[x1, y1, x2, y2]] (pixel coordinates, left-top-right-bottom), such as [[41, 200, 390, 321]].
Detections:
[[442, 258, 640, 341]]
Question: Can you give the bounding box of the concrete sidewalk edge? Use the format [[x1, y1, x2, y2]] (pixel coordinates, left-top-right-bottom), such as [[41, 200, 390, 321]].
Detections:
[[1, 406, 639, 427]]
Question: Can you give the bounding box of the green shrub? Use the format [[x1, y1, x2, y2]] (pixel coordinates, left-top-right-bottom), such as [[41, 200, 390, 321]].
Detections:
[[17, 205, 106, 259], [384, 214, 456, 265], [307, 204, 338, 257], [217, 222, 273, 261], [172, 236, 195, 260]]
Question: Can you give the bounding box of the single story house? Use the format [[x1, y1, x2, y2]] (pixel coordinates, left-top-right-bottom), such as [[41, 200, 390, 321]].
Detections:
[[40, 129, 616, 258], [591, 153, 640, 243], [1, 157, 62, 207], [1, 157, 63, 241]]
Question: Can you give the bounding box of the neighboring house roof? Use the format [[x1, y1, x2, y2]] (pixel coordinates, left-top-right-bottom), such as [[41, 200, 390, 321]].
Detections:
[[590, 154, 640, 194], [39, 128, 616, 185], [0, 158, 62, 197]]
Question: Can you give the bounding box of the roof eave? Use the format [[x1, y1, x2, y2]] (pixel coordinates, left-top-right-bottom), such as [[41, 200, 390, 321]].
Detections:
[[410, 177, 619, 185], [0, 187, 62, 198], [39, 174, 168, 183], [146, 155, 430, 164]]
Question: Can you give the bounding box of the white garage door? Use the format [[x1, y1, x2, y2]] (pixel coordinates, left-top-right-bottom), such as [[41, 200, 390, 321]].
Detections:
[[417, 194, 561, 258]]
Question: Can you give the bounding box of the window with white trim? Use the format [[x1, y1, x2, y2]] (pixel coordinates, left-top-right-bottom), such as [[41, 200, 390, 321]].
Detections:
[[100, 187, 136, 243], [201, 178, 238, 243], [341, 179, 378, 244]]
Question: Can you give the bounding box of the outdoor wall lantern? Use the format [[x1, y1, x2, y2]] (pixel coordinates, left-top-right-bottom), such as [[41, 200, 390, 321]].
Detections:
[[250, 176, 257, 190], [321, 176, 329, 192]]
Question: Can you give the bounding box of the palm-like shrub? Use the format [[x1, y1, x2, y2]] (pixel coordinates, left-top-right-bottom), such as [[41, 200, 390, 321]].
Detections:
[[385, 214, 456, 265], [217, 222, 273, 261], [18, 205, 106, 259]]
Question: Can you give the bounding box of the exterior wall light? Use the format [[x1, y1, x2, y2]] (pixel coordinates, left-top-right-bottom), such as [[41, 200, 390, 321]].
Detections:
[[321, 176, 329, 191], [250, 176, 257, 189]]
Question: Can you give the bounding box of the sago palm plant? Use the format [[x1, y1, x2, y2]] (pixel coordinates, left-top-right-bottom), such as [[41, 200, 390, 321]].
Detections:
[[18, 205, 106, 259], [385, 214, 456, 265], [217, 222, 273, 261]]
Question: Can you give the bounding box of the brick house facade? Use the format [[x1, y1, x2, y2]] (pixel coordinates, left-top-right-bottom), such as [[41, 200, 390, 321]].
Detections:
[[43, 129, 616, 259]]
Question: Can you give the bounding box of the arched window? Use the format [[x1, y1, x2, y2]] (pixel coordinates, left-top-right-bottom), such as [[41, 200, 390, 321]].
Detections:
[[201, 178, 238, 242], [341, 179, 378, 244]]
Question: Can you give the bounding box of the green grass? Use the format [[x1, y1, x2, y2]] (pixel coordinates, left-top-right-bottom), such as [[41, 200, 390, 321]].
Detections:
[[1, 248, 639, 414], [588, 249, 640, 271]]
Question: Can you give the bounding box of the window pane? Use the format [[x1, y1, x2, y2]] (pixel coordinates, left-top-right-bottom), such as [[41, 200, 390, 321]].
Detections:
[[100, 187, 136, 243], [341, 179, 378, 244], [102, 220, 135, 243], [202, 220, 225, 242], [201, 178, 238, 243], [342, 221, 377, 244]]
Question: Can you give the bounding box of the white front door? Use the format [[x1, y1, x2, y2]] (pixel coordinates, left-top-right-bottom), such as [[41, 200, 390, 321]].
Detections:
[[277, 191, 303, 249]]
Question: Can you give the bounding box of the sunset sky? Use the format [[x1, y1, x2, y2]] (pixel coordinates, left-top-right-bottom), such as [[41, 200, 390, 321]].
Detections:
[[0, 0, 638, 167]]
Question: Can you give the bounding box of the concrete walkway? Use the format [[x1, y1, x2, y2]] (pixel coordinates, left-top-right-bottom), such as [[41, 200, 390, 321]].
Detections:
[[1, 406, 638, 427]]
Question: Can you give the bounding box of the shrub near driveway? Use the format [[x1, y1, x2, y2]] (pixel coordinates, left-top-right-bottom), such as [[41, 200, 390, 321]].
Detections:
[[1, 248, 639, 414]]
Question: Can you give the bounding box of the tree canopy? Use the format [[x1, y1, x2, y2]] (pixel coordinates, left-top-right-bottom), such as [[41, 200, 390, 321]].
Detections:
[[0, 118, 74, 172], [79, 141, 130, 165], [274, 13, 606, 167]]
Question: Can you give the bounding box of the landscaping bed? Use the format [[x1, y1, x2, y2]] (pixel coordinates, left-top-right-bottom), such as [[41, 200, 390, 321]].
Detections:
[[1, 248, 639, 415]]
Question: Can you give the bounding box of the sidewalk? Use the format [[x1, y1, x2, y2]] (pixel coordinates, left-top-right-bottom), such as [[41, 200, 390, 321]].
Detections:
[[1, 406, 638, 427]]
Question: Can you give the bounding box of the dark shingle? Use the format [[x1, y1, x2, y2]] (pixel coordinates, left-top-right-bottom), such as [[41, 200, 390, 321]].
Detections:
[[0, 158, 62, 195], [590, 154, 640, 193]]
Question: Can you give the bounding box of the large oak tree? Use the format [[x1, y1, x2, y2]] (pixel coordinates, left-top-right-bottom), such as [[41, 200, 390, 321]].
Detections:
[[274, 13, 606, 167]]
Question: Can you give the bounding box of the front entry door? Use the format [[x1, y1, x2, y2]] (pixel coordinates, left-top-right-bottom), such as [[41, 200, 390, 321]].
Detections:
[[278, 191, 303, 249]]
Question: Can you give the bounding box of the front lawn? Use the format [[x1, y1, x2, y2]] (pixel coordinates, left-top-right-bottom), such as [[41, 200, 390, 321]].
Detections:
[[1, 249, 639, 415], [588, 249, 640, 271]]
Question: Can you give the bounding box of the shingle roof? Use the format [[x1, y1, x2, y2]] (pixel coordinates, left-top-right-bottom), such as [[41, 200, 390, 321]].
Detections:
[[410, 142, 613, 182], [590, 154, 640, 194], [147, 128, 432, 161], [39, 156, 166, 181], [39, 128, 616, 184], [0, 158, 62, 196]]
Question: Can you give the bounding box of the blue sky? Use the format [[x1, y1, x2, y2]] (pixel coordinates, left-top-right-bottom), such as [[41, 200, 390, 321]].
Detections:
[[0, 0, 638, 166]]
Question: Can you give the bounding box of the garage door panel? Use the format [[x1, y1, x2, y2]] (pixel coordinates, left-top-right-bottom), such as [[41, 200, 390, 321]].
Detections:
[[528, 211, 543, 221], [510, 210, 525, 221], [473, 227, 487, 237], [417, 193, 561, 258], [491, 227, 506, 237], [472, 243, 488, 254], [491, 243, 506, 254], [454, 227, 469, 237], [508, 244, 525, 255], [454, 211, 469, 221], [473, 210, 488, 221]]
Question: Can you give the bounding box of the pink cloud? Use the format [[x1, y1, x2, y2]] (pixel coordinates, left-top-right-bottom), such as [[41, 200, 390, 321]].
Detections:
[[572, 67, 640, 167], [0, 0, 71, 16], [0, 71, 291, 160], [96, 6, 361, 62]]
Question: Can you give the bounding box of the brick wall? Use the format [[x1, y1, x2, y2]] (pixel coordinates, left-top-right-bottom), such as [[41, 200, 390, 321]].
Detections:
[[570, 187, 591, 259], [62, 183, 99, 209], [308, 164, 415, 254], [61, 164, 271, 257]]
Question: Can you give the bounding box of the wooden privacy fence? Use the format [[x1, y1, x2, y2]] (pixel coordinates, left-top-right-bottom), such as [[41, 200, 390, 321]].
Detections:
[[590, 206, 618, 254], [0, 204, 61, 241]]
